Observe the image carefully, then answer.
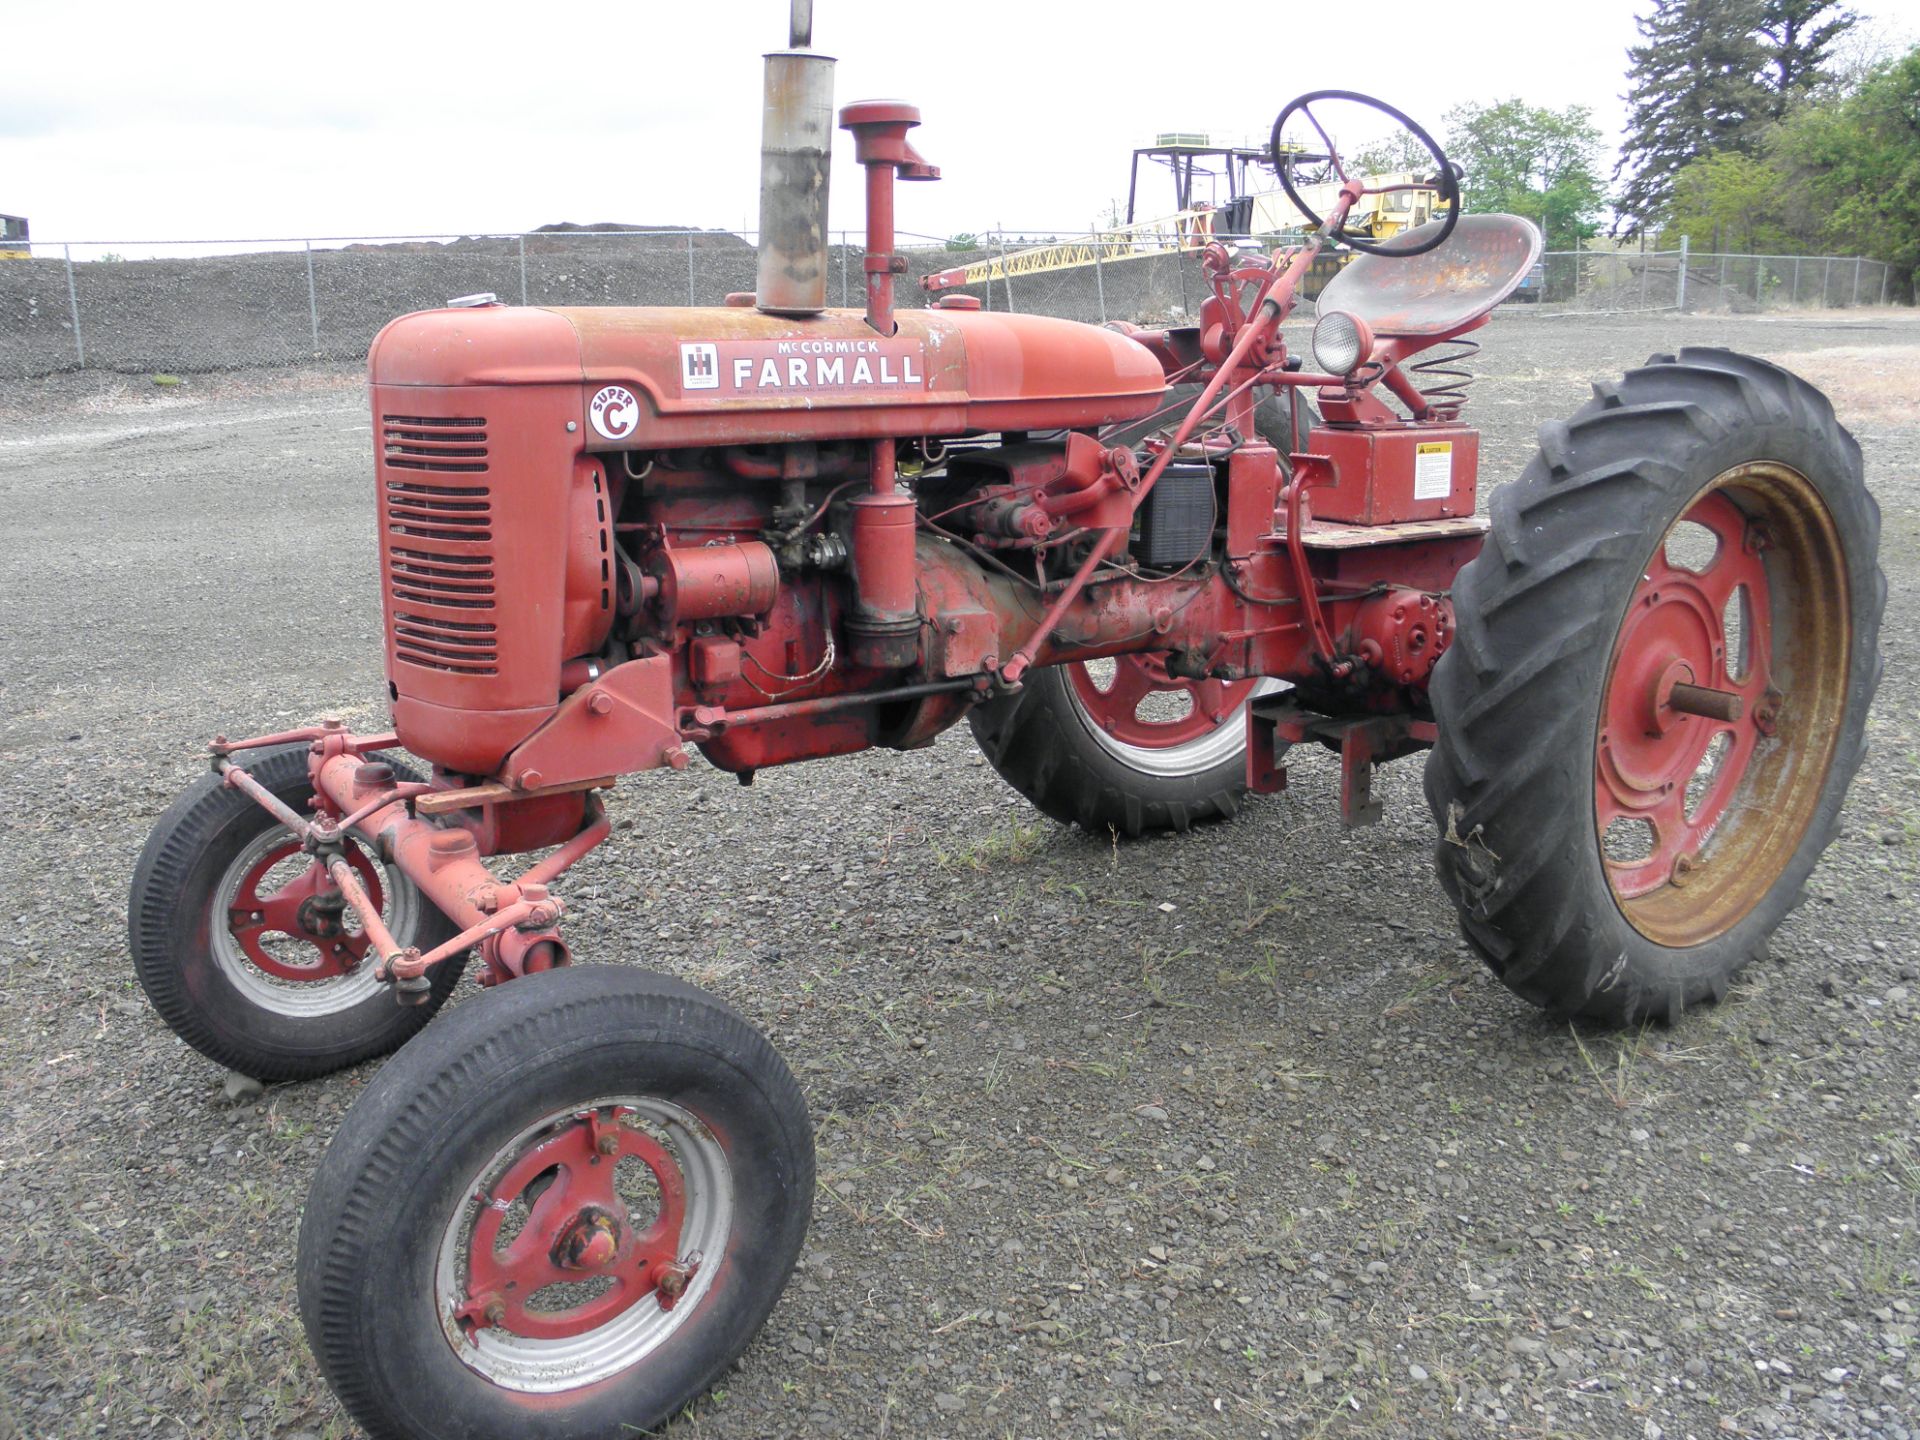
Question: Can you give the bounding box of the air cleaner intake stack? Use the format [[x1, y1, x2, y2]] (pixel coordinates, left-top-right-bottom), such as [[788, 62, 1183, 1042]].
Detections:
[[754, 0, 834, 315]]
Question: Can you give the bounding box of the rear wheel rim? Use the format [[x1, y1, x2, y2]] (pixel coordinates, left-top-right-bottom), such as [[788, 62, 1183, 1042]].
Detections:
[[1595, 462, 1850, 947], [1064, 654, 1265, 775], [435, 1096, 733, 1394]]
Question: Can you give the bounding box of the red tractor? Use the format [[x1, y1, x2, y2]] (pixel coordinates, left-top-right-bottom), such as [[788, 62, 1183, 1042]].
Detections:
[[129, 11, 1881, 1438]]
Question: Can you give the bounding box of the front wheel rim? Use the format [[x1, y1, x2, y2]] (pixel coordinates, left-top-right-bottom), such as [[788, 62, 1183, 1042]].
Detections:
[[1595, 462, 1851, 947], [434, 1096, 733, 1394], [1064, 654, 1268, 775], [209, 827, 414, 1017]]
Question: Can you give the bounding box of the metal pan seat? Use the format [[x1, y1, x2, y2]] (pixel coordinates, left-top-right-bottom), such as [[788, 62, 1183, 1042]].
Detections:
[[1315, 214, 1544, 337]]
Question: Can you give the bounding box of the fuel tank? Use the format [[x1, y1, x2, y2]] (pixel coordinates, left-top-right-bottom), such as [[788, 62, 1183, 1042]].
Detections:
[[367, 303, 1167, 444]]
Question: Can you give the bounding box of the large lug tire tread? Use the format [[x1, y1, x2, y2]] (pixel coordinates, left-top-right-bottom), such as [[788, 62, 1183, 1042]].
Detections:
[[968, 665, 1249, 838], [1424, 347, 1884, 1024], [128, 743, 464, 1081], [296, 965, 815, 1440]]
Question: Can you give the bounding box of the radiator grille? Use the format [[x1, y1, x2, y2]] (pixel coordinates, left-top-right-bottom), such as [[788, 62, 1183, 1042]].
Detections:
[[381, 415, 496, 674], [382, 415, 489, 473]]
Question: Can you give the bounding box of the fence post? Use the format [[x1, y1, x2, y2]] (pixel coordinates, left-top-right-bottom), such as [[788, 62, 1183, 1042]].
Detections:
[[686, 233, 696, 307], [1093, 238, 1106, 324], [1822, 255, 1832, 307], [1792, 255, 1801, 305], [1572, 233, 1580, 301], [995, 229, 1015, 312], [304, 240, 320, 355], [1676, 234, 1688, 311], [1639, 249, 1649, 310], [840, 233, 849, 308], [62, 244, 85, 368], [1879, 266, 1890, 306], [518, 235, 528, 306]]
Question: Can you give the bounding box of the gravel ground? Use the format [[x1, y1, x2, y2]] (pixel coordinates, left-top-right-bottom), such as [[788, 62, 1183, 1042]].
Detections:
[[1, 310, 1917, 1440]]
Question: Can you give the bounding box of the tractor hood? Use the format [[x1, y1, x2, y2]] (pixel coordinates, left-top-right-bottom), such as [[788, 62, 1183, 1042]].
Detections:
[[368, 304, 1166, 446]]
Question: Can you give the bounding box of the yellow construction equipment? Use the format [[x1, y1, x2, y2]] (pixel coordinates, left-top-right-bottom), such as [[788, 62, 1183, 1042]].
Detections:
[[920, 140, 1446, 298]]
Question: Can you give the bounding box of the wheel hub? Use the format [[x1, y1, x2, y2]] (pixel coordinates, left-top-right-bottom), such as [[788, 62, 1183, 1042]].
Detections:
[[1594, 466, 1850, 944], [1597, 491, 1769, 898], [553, 1205, 624, 1271], [295, 892, 348, 940], [456, 1107, 692, 1342], [226, 841, 383, 981]]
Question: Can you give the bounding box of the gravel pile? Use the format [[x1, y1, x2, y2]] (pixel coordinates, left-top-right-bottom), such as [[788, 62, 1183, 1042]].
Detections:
[[0, 230, 1234, 381], [0, 309, 1915, 1438]]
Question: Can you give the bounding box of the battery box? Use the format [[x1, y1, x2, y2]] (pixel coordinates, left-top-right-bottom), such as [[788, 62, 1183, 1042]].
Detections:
[[1305, 424, 1479, 524], [1136, 463, 1215, 567]]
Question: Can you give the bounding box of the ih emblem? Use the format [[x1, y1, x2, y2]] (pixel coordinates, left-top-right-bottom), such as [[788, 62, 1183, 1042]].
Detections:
[[680, 342, 720, 391]]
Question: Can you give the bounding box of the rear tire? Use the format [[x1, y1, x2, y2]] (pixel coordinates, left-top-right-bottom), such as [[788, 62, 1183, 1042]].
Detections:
[[129, 744, 464, 1081], [970, 661, 1268, 836], [1425, 348, 1883, 1023], [298, 966, 814, 1440], [970, 384, 1301, 837]]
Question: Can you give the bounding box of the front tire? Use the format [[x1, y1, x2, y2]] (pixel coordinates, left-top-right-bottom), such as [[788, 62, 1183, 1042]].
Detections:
[[129, 744, 464, 1081], [297, 966, 814, 1440], [1425, 348, 1883, 1023]]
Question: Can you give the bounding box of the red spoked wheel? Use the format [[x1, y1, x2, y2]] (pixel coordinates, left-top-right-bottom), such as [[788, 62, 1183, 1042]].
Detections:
[[1425, 348, 1881, 1024], [436, 1096, 732, 1393], [1067, 654, 1262, 763], [1595, 464, 1850, 948], [970, 650, 1278, 835], [207, 820, 420, 1020], [300, 969, 812, 1438], [226, 841, 383, 981], [132, 742, 461, 1078]]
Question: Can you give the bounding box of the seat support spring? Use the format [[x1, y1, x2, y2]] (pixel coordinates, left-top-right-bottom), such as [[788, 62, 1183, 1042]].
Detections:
[[1409, 337, 1478, 419]]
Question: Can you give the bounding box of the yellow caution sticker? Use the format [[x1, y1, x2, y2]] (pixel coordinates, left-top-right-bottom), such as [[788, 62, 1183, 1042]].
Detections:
[[1414, 441, 1453, 501]]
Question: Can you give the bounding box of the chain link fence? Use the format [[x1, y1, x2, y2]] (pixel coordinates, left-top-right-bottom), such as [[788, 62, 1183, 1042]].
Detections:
[[1523, 244, 1897, 314], [0, 229, 1903, 380]]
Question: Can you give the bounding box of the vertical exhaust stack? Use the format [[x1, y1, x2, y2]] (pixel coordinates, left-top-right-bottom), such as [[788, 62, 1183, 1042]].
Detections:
[[754, 1, 835, 315]]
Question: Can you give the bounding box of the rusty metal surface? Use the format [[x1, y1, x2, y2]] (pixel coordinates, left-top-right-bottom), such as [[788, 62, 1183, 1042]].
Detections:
[[1316, 214, 1543, 337], [755, 50, 837, 315], [1289, 514, 1492, 549], [1596, 461, 1850, 946]]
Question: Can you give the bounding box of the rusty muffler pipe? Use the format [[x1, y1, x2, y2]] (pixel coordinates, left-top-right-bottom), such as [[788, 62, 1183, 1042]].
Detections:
[[754, 1, 835, 315]]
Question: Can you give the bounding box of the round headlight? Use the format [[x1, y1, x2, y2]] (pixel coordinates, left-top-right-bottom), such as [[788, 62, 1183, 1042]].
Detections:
[[1311, 310, 1372, 376]]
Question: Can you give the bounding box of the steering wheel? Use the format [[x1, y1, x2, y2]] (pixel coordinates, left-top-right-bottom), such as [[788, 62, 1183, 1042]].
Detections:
[[1269, 89, 1460, 258]]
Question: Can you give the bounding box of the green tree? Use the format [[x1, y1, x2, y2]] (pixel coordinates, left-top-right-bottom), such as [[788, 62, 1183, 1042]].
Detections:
[[1756, 0, 1857, 116], [1772, 46, 1920, 294], [1614, 0, 1770, 234], [1664, 150, 1796, 251], [1349, 131, 1433, 177], [1442, 100, 1607, 246]]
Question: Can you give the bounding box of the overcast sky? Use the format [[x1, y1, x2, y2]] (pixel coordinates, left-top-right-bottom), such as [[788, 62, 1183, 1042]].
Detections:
[[4, 0, 1917, 250]]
